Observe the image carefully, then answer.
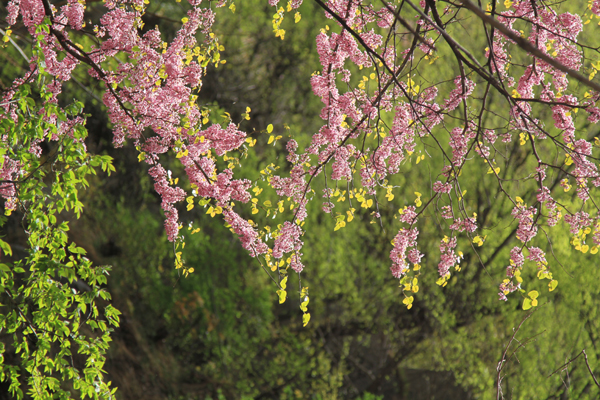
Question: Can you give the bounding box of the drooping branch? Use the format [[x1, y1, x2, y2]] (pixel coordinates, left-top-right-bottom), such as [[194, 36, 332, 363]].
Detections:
[[457, 0, 600, 92]]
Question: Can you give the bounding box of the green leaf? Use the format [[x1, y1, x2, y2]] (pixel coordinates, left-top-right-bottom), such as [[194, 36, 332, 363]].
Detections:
[[0, 239, 12, 257]]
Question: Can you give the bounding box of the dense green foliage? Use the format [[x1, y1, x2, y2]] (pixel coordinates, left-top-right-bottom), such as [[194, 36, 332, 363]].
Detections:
[[0, 82, 118, 398]]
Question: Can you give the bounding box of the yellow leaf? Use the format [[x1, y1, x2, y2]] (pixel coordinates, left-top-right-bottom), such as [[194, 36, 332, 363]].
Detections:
[[582, 245, 590, 253], [294, 12, 301, 23], [302, 313, 311, 327], [347, 210, 354, 222], [277, 289, 286, 304], [549, 280, 558, 291], [268, 135, 275, 144], [591, 246, 598, 254], [528, 290, 539, 299], [267, 124, 273, 133], [176, 149, 189, 158], [522, 298, 532, 310], [565, 154, 573, 165], [334, 221, 346, 231], [300, 297, 309, 312], [280, 276, 288, 290]]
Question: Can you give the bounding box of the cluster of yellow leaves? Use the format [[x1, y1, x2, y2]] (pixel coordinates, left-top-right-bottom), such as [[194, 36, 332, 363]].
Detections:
[[300, 286, 310, 326], [414, 192, 422, 207], [415, 154, 426, 164], [332, 204, 355, 231], [589, 60, 600, 80], [564, 153, 573, 166], [522, 290, 539, 310], [385, 186, 394, 202], [268, 251, 310, 325], [328, 188, 347, 203], [272, 7, 286, 40], [206, 205, 223, 217], [519, 132, 528, 146], [175, 250, 195, 277], [436, 274, 450, 287], [2, 29, 12, 43], [358, 75, 370, 90], [397, 257, 424, 309], [333, 214, 346, 231], [472, 235, 486, 247], [570, 226, 599, 254], [584, 2, 600, 24], [250, 186, 292, 217], [187, 223, 201, 235], [266, 124, 283, 144], [486, 160, 501, 175], [406, 77, 420, 97], [276, 275, 288, 303], [402, 295, 414, 309], [545, 39, 561, 57], [353, 189, 373, 209], [201, 108, 210, 125], [259, 163, 280, 185], [401, 276, 420, 294], [242, 106, 251, 121]]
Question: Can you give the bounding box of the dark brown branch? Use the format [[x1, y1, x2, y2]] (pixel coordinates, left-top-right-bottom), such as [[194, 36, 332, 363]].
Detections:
[[549, 349, 600, 389], [458, 0, 600, 92]]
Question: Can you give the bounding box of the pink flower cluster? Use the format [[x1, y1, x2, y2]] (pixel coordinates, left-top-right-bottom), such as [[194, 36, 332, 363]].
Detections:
[[438, 237, 457, 277], [390, 228, 422, 278]]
